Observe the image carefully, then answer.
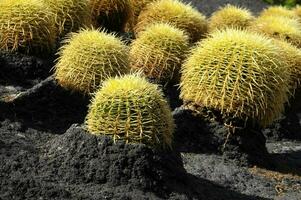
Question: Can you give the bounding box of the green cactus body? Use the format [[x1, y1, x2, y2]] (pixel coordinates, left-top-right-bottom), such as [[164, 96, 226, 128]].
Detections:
[[0, 0, 56, 54], [89, 0, 132, 32], [129, 23, 189, 85], [135, 0, 208, 43], [86, 74, 175, 148], [45, 0, 92, 36], [209, 5, 254, 32], [260, 6, 297, 19], [250, 16, 301, 48], [54, 29, 130, 94], [180, 29, 290, 127]]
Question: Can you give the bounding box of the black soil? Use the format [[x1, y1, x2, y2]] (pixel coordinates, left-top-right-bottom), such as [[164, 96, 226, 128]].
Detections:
[[1, 0, 301, 199]]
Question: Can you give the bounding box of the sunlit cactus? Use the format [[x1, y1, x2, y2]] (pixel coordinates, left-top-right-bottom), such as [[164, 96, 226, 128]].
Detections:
[[86, 74, 175, 148]]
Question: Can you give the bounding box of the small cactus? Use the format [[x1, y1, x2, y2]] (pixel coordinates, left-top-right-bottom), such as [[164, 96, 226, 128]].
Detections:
[[45, 0, 92, 36], [260, 6, 297, 19], [129, 23, 189, 84], [0, 0, 56, 54], [250, 16, 301, 48], [180, 29, 290, 127], [89, 0, 132, 32], [135, 0, 208, 43], [54, 29, 130, 94], [86, 74, 175, 148], [209, 5, 254, 32]]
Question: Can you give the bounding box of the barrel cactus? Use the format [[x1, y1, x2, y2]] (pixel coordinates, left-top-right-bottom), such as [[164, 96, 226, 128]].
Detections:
[[0, 0, 56, 54], [54, 29, 130, 94], [86, 74, 175, 148], [45, 0, 92, 36], [260, 6, 297, 19], [180, 29, 290, 127], [135, 0, 208, 43], [130, 23, 189, 84], [250, 16, 301, 48], [209, 5, 254, 32], [89, 0, 132, 32]]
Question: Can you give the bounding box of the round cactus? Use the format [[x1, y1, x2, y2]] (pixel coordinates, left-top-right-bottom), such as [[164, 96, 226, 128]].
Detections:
[[260, 6, 297, 19], [272, 39, 301, 93], [250, 16, 301, 48], [89, 0, 132, 32], [209, 5, 254, 32], [45, 0, 92, 36], [294, 5, 301, 19], [0, 0, 56, 54], [135, 0, 208, 43], [54, 29, 130, 94], [86, 74, 175, 148], [129, 23, 189, 84], [180, 29, 290, 127]]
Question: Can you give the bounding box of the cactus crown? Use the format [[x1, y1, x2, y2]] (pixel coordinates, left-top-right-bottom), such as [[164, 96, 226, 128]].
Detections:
[[130, 23, 189, 84], [209, 4, 254, 32], [0, 0, 56, 54], [45, 0, 92, 36], [180, 29, 290, 127], [86, 74, 175, 148], [135, 0, 208, 43], [260, 6, 297, 19], [251, 16, 301, 48], [89, 0, 132, 32], [54, 28, 130, 94]]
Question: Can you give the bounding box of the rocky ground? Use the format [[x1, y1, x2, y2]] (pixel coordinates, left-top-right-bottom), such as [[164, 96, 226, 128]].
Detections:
[[1, 0, 301, 200]]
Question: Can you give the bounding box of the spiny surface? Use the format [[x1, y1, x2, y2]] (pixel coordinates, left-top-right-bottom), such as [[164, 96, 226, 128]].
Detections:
[[130, 23, 189, 84], [260, 6, 297, 19], [54, 29, 129, 94], [180, 29, 290, 127], [135, 0, 208, 43], [86, 74, 175, 148], [45, 0, 92, 36], [0, 0, 56, 54], [250, 16, 301, 48], [209, 4, 254, 31]]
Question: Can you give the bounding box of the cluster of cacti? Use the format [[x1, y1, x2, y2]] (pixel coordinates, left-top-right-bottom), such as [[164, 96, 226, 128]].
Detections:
[[54, 29, 130, 94], [209, 5, 254, 32], [180, 29, 290, 127], [0, 0, 56, 54], [89, 0, 132, 32], [250, 15, 301, 48], [260, 6, 297, 19], [44, 0, 92, 36], [129, 23, 189, 84], [134, 0, 208, 43], [86, 74, 175, 148]]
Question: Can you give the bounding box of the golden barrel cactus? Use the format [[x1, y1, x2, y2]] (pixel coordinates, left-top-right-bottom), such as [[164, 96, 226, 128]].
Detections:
[[129, 23, 189, 84], [0, 0, 56, 54], [135, 0, 208, 43], [86, 74, 175, 148], [54, 29, 130, 94], [180, 29, 290, 127], [209, 5, 254, 32]]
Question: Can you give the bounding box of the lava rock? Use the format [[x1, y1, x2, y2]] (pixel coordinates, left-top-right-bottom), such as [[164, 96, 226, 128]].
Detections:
[[173, 107, 271, 167]]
